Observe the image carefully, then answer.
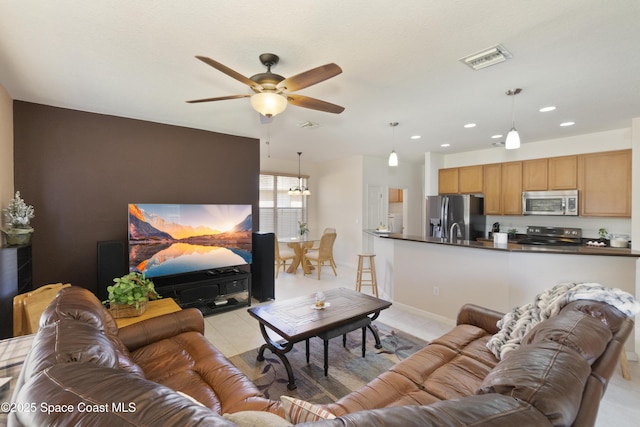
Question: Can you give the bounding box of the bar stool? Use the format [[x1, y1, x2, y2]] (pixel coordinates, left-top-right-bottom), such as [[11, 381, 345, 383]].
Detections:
[[355, 254, 378, 297]]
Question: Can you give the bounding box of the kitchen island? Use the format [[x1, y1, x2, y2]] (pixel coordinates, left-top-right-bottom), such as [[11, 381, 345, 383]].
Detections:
[[368, 230, 640, 355]]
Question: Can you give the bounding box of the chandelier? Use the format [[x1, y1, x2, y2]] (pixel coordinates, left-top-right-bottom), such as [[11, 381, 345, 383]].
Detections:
[[288, 152, 310, 196]]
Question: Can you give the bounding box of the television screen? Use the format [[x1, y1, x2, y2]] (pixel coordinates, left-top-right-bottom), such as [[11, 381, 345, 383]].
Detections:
[[128, 203, 252, 278]]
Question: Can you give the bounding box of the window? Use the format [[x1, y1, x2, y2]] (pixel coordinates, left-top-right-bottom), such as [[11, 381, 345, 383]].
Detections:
[[259, 173, 308, 237]]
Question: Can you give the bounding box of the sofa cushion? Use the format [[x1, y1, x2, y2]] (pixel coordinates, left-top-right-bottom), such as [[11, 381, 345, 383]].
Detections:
[[479, 341, 591, 426], [10, 363, 235, 427], [130, 330, 278, 415], [21, 287, 145, 380], [327, 324, 498, 415], [521, 307, 612, 364], [300, 394, 553, 427]]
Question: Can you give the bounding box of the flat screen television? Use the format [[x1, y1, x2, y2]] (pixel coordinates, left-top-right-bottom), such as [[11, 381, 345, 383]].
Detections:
[[128, 203, 252, 278]]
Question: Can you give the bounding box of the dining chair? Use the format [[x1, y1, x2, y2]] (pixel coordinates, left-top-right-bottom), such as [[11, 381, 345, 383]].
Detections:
[[13, 283, 71, 336], [303, 232, 337, 279], [274, 236, 296, 278]]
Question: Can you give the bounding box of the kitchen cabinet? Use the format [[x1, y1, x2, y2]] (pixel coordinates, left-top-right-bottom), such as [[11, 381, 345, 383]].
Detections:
[[389, 188, 403, 203], [548, 155, 578, 190], [579, 150, 631, 217], [483, 163, 502, 215], [501, 161, 523, 215], [438, 168, 459, 194], [458, 165, 483, 194], [522, 159, 548, 191], [438, 165, 483, 194]]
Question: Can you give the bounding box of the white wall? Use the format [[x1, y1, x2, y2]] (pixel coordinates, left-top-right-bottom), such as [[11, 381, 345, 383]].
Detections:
[[316, 155, 363, 268], [0, 83, 13, 245]]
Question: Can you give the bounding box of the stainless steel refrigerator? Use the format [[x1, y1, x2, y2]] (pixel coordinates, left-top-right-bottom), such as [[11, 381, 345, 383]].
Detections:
[[426, 195, 486, 241]]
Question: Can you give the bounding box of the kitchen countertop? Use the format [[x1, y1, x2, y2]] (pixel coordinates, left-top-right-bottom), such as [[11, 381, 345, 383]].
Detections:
[[365, 230, 640, 257]]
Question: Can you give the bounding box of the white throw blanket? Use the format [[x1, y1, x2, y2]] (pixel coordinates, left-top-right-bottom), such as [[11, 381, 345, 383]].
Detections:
[[486, 282, 640, 360]]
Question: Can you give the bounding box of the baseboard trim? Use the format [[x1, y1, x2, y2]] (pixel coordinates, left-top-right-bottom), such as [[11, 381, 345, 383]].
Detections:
[[391, 301, 456, 327]]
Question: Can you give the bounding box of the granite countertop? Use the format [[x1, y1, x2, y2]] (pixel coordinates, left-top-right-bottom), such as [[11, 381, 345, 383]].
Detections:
[[365, 230, 640, 257]]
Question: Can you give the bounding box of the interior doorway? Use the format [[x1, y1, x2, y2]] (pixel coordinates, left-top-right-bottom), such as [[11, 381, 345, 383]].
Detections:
[[388, 187, 406, 234]]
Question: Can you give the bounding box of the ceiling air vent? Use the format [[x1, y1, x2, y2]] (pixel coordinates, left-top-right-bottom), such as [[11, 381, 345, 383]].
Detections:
[[297, 121, 320, 129], [459, 44, 512, 70]]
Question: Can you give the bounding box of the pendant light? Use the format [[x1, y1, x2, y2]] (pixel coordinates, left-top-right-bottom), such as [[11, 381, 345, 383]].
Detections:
[[388, 122, 399, 166], [505, 88, 522, 150], [288, 152, 311, 196]]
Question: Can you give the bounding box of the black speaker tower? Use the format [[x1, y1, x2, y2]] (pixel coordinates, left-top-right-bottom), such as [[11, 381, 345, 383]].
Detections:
[[97, 241, 127, 301], [251, 232, 275, 302]]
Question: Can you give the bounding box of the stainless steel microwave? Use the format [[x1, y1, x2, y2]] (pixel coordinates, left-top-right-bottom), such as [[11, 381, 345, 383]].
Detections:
[[522, 190, 579, 216]]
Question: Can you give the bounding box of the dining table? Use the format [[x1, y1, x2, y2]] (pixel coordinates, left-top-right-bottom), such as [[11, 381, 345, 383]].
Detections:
[[278, 236, 321, 274]]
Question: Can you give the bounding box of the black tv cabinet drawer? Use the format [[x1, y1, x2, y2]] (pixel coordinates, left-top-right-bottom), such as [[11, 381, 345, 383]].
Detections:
[[221, 278, 248, 295], [154, 269, 251, 316]]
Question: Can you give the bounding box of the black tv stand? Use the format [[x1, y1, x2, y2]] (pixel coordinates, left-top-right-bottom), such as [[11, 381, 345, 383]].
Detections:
[[153, 268, 251, 316]]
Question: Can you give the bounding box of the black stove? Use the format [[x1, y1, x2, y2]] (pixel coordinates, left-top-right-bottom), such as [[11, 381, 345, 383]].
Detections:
[[517, 226, 582, 246]]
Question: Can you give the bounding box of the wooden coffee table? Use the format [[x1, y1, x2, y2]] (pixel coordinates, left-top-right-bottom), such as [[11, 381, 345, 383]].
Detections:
[[247, 287, 392, 389]]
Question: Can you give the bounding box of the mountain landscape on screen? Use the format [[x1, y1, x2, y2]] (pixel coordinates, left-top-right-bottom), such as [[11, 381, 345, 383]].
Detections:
[[128, 203, 252, 277]]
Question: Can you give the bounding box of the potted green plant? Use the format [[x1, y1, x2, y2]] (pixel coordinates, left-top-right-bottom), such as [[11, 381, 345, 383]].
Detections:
[[1, 191, 35, 246], [104, 272, 161, 318], [298, 221, 309, 237]]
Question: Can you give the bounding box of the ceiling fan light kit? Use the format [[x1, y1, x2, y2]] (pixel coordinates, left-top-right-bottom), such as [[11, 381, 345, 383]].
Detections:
[[505, 88, 522, 150], [250, 92, 288, 117]]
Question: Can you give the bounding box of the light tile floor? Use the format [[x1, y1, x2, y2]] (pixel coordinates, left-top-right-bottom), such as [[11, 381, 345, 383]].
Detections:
[[203, 263, 640, 427]]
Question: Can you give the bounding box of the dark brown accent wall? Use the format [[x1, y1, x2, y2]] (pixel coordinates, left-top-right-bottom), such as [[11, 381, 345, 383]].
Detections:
[[13, 101, 259, 294]]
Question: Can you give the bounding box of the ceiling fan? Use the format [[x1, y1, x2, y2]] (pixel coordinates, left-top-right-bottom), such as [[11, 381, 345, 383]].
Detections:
[[187, 53, 345, 118]]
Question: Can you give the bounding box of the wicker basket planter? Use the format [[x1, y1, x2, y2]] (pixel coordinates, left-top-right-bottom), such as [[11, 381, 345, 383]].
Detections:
[[109, 299, 148, 318]]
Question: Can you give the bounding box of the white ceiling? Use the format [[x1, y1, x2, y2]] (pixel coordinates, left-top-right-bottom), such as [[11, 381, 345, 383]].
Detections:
[[1, 1, 639, 164]]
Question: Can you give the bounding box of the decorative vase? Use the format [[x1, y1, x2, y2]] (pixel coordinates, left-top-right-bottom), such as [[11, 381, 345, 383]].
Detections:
[[2, 227, 34, 246], [108, 299, 148, 318]]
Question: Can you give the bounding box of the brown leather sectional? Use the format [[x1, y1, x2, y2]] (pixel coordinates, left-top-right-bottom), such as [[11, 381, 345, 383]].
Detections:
[[9, 286, 281, 426], [8, 286, 633, 426], [311, 300, 633, 426]]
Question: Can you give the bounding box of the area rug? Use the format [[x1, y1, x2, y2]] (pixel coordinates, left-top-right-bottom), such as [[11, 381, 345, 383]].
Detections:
[[229, 322, 429, 403]]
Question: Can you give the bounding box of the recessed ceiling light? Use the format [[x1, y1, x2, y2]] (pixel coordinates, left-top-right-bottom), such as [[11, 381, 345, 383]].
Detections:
[[492, 141, 505, 147], [560, 121, 575, 127], [441, 143, 451, 147], [539, 106, 556, 112], [464, 123, 476, 128], [491, 134, 503, 139], [410, 135, 421, 140]]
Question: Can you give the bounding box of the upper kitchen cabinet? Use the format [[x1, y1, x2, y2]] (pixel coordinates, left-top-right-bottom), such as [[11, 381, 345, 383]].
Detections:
[[438, 165, 483, 195], [389, 188, 403, 203], [548, 155, 578, 190], [438, 168, 459, 194], [458, 165, 483, 194], [483, 163, 502, 215], [522, 158, 548, 191], [501, 161, 523, 215], [579, 150, 631, 217]]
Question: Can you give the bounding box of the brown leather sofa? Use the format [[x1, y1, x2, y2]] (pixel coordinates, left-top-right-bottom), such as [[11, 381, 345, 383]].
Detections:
[[9, 286, 281, 426], [308, 300, 633, 427], [9, 285, 633, 426]]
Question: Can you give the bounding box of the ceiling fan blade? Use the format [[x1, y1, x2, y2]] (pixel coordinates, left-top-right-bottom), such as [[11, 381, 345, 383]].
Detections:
[[277, 63, 342, 92], [186, 94, 251, 103], [287, 94, 345, 114], [195, 56, 262, 90]]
